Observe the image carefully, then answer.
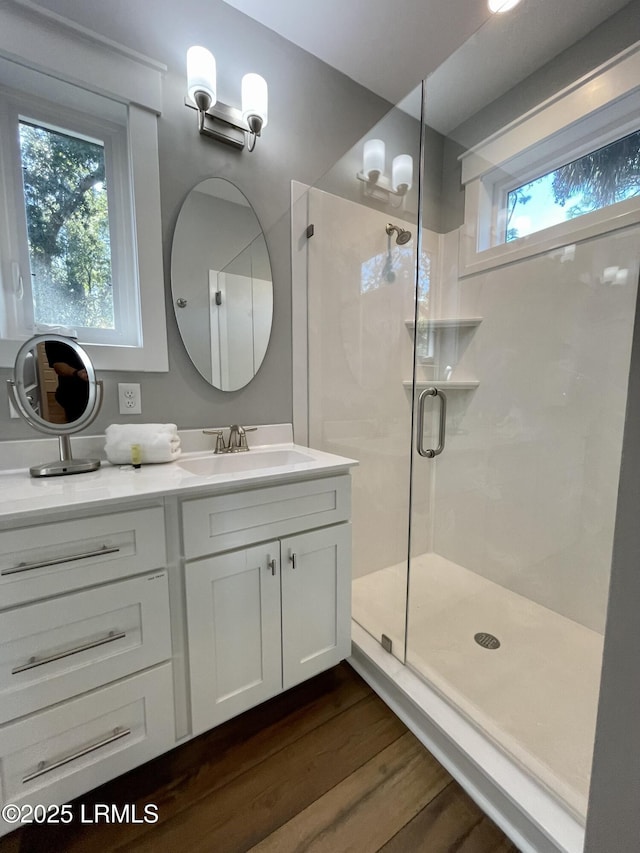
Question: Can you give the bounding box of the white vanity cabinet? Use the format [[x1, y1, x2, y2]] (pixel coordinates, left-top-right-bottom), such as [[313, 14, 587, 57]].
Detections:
[[0, 504, 176, 837], [0, 441, 355, 839], [182, 475, 352, 735]]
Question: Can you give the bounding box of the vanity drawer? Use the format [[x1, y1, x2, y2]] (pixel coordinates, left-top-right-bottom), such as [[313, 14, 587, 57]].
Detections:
[[0, 571, 171, 724], [182, 475, 351, 559], [0, 506, 166, 608], [0, 663, 174, 834]]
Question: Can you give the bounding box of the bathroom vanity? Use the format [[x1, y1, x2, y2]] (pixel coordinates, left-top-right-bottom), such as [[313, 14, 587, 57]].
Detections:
[[0, 427, 355, 836]]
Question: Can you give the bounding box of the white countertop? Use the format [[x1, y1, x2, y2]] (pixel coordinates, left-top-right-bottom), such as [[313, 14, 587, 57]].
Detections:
[[0, 425, 357, 525]]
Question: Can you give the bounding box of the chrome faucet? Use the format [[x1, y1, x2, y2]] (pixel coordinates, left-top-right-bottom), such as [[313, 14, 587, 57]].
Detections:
[[203, 425, 257, 453], [227, 424, 257, 452]]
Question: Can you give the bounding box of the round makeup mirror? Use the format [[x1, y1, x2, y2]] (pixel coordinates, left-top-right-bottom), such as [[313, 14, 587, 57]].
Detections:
[[7, 334, 104, 477], [171, 178, 273, 391]]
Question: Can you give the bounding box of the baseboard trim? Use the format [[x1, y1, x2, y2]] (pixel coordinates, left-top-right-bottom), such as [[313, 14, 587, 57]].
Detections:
[[349, 622, 585, 853]]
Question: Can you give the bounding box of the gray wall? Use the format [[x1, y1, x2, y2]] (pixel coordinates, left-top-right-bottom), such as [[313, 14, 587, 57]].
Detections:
[[450, 0, 640, 151], [0, 0, 393, 440], [314, 96, 423, 226], [438, 0, 640, 233]]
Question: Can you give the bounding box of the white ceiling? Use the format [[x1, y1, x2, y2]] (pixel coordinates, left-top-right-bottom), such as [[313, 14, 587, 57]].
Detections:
[[222, 0, 634, 133]]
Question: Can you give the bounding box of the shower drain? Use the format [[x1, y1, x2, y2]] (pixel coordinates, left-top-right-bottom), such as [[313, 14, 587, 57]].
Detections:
[[474, 632, 501, 650]]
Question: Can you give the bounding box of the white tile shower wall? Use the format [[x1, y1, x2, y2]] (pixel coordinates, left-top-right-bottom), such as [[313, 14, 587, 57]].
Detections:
[[422, 226, 639, 632], [304, 183, 637, 634], [306, 187, 427, 582]]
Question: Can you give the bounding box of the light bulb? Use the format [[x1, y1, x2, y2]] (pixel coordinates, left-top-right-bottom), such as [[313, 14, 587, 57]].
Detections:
[[187, 46, 216, 110], [363, 139, 385, 182], [392, 154, 413, 194]]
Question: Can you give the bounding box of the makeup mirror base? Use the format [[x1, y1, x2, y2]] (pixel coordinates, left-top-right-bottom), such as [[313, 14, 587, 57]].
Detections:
[[30, 435, 101, 478], [30, 458, 101, 477]]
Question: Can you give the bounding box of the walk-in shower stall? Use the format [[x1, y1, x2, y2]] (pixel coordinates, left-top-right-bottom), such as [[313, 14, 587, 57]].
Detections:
[[293, 3, 640, 851]]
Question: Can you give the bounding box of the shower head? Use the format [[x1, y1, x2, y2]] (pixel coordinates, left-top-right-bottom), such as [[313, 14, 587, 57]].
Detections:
[[386, 223, 412, 245]]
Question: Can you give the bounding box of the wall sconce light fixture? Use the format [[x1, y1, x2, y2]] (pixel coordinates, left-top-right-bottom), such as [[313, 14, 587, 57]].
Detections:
[[186, 46, 268, 152], [356, 139, 413, 206]]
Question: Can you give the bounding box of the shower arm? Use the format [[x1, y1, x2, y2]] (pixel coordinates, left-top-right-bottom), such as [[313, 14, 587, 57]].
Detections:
[[385, 222, 412, 245]]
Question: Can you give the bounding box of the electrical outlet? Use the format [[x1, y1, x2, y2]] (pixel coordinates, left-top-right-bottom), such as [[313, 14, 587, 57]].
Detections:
[[118, 382, 142, 415]]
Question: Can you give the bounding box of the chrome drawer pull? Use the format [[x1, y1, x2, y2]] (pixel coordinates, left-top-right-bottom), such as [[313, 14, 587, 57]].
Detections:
[[22, 727, 131, 784], [12, 630, 127, 675], [2, 545, 121, 576]]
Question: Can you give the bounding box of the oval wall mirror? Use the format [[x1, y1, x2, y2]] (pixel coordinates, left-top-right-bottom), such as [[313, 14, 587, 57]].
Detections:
[[8, 334, 103, 477], [171, 178, 273, 391]]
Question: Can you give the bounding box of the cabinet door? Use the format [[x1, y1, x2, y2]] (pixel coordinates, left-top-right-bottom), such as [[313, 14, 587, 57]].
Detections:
[[186, 543, 282, 735], [281, 524, 351, 690]]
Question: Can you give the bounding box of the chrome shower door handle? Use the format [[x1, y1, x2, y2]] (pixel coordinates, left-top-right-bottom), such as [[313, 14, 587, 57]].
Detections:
[[417, 386, 447, 458]]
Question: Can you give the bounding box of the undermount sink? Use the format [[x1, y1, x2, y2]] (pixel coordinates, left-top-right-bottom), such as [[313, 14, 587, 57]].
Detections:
[[178, 448, 316, 477]]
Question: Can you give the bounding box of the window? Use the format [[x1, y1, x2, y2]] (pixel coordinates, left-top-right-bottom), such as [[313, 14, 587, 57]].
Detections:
[[0, 88, 140, 350], [0, 99, 141, 347], [20, 121, 115, 332], [458, 43, 640, 275], [0, 1, 167, 371], [505, 128, 640, 242]]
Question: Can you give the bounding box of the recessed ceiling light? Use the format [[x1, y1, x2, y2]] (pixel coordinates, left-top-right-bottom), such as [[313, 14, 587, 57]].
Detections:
[[488, 0, 522, 12]]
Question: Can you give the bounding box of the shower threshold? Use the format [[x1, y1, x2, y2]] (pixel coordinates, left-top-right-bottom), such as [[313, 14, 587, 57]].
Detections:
[[350, 622, 585, 853], [350, 554, 603, 853]]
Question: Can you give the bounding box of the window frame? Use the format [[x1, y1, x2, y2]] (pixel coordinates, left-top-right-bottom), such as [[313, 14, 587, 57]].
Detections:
[[0, 2, 167, 372], [459, 42, 640, 277], [1, 90, 141, 347]]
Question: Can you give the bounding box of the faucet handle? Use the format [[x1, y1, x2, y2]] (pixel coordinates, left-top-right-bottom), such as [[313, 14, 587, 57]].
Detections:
[[240, 426, 257, 450], [203, 429, 227, 454]]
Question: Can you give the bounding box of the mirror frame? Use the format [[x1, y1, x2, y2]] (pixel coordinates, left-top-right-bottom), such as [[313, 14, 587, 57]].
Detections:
[[9, 334, 102, 435]]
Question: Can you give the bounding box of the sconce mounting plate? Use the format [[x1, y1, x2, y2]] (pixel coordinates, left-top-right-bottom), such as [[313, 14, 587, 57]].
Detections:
[[184, 98, 247, 149], [356, 172, 408, 208]]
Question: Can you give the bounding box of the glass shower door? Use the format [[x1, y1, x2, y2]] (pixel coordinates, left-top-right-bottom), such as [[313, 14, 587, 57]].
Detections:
[[305, 185, 417, 661], [406, 59, 640, 820], [301, 90, 423, 662]]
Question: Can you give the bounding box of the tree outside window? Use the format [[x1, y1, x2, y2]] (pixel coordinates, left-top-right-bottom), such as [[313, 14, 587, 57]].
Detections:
[[19, 121, 115, 330], [505, 128, 640, 242]]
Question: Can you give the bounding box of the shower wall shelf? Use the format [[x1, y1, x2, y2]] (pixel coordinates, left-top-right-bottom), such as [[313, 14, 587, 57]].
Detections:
[[404, 317, 483, 330], [404, 317, 482, 390], [403, 380, 480, 390]]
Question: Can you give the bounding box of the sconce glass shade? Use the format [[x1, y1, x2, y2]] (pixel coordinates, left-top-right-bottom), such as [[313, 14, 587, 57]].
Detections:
[[242, 73, 268, 131], [187, 46, 216, 110], [363, 139, 385, 182], [392, 154, 413, 193]]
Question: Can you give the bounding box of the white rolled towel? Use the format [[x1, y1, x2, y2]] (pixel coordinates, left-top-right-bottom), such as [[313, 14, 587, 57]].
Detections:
[[104, 423, 181, 465]]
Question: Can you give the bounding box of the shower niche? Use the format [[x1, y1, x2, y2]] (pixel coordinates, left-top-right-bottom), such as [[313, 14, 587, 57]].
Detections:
[[403, 315, 482, 390]]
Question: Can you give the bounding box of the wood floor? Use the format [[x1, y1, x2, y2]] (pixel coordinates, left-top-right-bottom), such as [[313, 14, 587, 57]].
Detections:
[[1, 663, 519, 853]]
